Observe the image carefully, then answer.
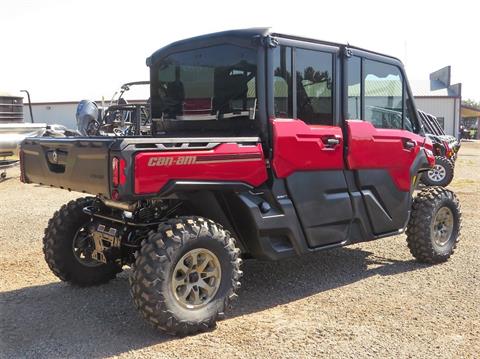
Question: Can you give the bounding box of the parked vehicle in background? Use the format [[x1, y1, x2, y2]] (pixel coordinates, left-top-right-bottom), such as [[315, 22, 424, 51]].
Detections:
[[76, 81, 151, 136], [0, 89, 79, 180], [21, 29, 462, 336], [417, 110, 459, 186]]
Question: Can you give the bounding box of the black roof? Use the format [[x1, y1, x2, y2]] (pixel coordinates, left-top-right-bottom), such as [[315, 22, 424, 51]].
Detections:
[[147, 27, 402, 67], [147, 28, 269, 66]]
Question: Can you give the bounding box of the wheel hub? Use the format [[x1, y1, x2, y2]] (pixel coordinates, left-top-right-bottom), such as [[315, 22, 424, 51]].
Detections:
[[188, 272, 199, 282], [171, 248, 222, 309], [431, 206, 454, 246]]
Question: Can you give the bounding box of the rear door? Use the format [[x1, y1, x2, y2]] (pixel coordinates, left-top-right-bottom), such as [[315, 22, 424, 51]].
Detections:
[[269, 40, 353, 248], [345, 52, 428, 234]]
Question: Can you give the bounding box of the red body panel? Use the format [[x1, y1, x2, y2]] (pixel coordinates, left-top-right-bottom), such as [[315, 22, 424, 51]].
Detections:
[[346, 120, 427, 192], [134, 143, 268, 195], [271, 119, 344, 178]]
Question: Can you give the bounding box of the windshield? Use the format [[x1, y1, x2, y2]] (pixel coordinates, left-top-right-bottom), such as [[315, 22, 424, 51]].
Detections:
[[150, 44, 257, 122]]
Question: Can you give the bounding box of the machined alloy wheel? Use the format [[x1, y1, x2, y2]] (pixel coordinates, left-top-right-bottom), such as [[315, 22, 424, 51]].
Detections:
[[130, 217, 242, 336], [427, 164, 446, 182], [406, 187, 461, 263], [421, 156, 454, 187], [431, 207, 454, 247], [172, 248, 222, 309]]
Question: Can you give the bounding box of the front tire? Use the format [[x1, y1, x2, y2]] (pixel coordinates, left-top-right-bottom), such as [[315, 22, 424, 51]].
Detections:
[[129, 217, 242, 336], [43, 197, 121, 286], [421, 156, 454, 187], [406, 187, 461, 263]]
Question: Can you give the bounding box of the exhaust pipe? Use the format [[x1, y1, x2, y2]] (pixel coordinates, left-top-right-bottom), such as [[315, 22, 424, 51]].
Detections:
[[101, 198, 138, 212]]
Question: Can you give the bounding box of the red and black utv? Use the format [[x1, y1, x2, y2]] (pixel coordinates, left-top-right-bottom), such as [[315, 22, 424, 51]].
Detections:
[[20, 28, 461, 336], [417, 109, 459, 186]]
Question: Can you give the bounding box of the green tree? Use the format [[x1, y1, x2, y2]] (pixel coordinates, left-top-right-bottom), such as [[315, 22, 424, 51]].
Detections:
[[462, 99, 480, 109]]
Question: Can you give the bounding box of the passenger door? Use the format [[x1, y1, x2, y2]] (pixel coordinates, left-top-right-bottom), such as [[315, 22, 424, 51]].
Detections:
[[270, 43, 354, 248], [345, 54, 428, 234]]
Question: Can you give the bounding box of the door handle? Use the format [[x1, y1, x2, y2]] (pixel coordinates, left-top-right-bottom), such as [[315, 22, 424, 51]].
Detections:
[[404, 140, 416, 150], [326, 138, 340, 146], [321, 136, 341, 148]]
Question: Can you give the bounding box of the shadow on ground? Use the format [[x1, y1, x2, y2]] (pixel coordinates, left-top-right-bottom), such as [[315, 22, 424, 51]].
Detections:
[[0, 247, 425, 358]]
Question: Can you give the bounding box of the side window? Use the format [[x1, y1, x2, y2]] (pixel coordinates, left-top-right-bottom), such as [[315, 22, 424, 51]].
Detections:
[[295, 48, 333, 125], [273, 46, 293, 118], [347, 56, 361, 120], [404, 88, 420, 133], [363, 59, 403, 129]]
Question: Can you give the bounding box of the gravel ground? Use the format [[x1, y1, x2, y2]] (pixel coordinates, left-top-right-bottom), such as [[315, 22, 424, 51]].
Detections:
[[1, 142, 479, 359]]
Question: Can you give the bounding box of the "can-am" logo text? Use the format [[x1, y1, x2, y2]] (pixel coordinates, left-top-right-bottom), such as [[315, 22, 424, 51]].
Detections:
[[147, 156, 197, 166]]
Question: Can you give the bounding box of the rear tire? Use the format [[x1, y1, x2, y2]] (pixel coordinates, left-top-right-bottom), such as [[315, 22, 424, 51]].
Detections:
[[129, 217, 242, 336], [406, 187, 461, 263], [43, 197, 121, 286], [421, 156, 454, 187]]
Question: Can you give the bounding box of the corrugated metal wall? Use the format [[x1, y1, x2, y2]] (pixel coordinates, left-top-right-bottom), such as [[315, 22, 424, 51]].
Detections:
[[23, 103, 77, 128], [414, 97, 459, 137]]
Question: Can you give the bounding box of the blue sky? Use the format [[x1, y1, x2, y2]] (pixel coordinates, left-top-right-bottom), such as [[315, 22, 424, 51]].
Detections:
[[1, 0, 477, 102]]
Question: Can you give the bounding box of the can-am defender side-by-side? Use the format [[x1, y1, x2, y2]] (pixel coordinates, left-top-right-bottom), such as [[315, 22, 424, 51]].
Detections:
[[20, 29, 461, 336], [417, 110, 460, 187]]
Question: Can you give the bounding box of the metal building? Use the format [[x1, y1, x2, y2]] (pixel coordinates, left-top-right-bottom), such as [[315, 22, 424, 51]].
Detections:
[[414, 93, 461, 138], [412, 66, 462, 138], [22, 101, 78, 128]]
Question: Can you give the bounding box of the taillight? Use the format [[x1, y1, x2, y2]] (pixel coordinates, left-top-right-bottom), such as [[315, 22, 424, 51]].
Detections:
[[443, 141, 453, 158], [111, 189, 120, 201], [112, 157, 126, 188]]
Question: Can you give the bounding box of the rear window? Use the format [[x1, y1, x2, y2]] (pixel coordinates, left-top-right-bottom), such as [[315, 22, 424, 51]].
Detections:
[[150, 44, 257, 122]]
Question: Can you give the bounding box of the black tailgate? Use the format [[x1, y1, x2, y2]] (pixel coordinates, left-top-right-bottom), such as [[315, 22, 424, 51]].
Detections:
[[21, 137, 115, 196]]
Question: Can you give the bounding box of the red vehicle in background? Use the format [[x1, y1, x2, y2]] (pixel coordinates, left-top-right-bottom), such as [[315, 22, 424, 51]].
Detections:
[[21, 29, 461, 336], [418, 109, 460, 186]]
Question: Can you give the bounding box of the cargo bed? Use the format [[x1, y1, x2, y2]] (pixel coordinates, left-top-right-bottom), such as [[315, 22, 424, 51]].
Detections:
[[20, 136, 261, 198]]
